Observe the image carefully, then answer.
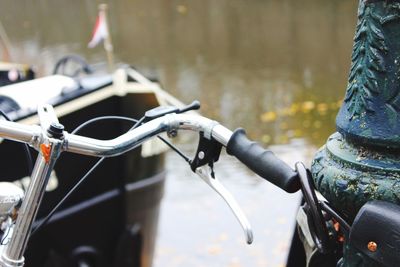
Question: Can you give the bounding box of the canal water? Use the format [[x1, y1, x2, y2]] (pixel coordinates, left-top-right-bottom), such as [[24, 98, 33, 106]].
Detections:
[[1, 0, 359, 266]]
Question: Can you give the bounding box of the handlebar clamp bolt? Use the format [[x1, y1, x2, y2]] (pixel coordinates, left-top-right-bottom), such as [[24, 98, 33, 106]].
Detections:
[[47, 122, 65, 139], [198, 151, 205, 160], [167, 129, 178, 138]]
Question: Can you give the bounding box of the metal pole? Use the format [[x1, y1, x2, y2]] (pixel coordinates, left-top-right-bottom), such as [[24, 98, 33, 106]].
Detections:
[[311, 0, 400, 265], [99, 4, 114, 72], [0, 21, 12, 61]]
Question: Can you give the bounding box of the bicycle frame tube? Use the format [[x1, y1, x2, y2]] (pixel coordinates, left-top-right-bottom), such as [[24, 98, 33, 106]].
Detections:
[[0, 139, 62, 267]]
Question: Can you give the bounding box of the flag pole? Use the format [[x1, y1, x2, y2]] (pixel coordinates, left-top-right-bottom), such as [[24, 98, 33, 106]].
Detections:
[[99, 3, 114, 72], [0, 20, 12, 61]]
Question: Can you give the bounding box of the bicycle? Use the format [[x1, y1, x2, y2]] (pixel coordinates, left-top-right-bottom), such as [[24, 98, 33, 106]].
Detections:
[[0, 100, 396, 267], [0, 96, 303, 267]]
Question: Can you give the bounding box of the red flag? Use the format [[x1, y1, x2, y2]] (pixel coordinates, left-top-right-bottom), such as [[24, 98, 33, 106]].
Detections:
[[88, 12, 108, 48]]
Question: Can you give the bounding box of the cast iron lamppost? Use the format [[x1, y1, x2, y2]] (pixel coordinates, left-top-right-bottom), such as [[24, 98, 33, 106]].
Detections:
[[311, 0, 400, 265]]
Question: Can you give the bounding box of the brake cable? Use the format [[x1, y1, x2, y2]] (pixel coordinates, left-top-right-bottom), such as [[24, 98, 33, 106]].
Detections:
[[295, 162, 351, 253], [31, 102, 199, 235], [31, 116, 136, 235]]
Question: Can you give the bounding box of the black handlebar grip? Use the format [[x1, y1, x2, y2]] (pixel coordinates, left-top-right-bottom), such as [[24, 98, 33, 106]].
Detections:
[[226, 128, 300, 193]]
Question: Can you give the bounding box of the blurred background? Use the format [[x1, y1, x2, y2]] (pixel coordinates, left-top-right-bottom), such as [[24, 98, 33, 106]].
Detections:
[[0, 0, 358, 266]]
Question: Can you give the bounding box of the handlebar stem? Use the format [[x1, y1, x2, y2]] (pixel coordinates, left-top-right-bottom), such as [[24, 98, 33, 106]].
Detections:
[[1, 138, 63, 266]]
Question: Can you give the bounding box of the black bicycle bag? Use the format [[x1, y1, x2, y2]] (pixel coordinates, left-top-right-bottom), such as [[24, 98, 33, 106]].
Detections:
[[349, 200, 400, 267]]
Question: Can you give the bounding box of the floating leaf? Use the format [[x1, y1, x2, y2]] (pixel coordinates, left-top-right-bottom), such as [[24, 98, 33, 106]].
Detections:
[[261, 135, 271, 144], [260, 111, 277, 122], [301, 101, 315, 113], [317, 103, 328, 115], [176, 5, 188, 14], [313, 120, 322, 129]]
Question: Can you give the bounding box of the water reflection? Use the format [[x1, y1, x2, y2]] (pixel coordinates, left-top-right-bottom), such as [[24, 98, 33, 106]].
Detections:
[[1, 0, 357, 147], [116, 0, 357, 148]]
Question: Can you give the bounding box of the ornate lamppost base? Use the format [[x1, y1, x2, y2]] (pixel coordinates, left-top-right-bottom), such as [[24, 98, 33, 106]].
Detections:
[[312, 132, 400, 222]]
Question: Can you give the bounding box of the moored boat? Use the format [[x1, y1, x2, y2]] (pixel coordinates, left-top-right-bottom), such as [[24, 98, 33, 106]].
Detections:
[[0, 65, 177, 267]]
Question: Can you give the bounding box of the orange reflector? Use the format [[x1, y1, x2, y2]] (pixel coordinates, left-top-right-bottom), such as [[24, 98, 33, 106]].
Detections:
[[40, 144, 52, 163], [368, 241, 378, 252]]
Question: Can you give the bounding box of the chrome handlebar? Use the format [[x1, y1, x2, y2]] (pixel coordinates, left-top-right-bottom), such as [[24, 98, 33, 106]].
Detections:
[[65, 114, 232, 157], [0, 107, 253, 267], [0, 113, 233, 157]]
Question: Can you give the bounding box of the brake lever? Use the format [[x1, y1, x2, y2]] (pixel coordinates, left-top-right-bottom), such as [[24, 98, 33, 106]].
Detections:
[[195, 165, 254, 244], [143, 100, 200, 122]]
